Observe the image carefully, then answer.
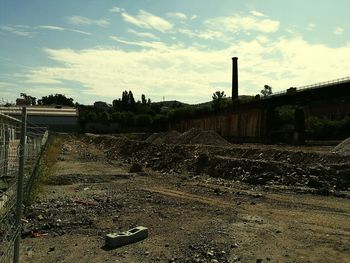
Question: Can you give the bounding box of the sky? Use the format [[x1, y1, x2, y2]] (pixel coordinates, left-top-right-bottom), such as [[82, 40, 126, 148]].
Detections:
[[0, 0, 349, 105]]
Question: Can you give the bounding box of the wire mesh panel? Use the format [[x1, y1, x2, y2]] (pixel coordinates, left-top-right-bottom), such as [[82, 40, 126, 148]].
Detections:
[[0, 113, 21, 263], [0, 111, 48, 263]]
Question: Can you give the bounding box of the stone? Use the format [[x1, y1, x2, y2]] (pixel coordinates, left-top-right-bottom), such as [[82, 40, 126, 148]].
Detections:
[[129, 162, 143, 173]]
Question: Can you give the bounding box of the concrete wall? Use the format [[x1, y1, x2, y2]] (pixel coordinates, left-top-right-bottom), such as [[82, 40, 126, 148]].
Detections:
[[170, 108, 267, 140]]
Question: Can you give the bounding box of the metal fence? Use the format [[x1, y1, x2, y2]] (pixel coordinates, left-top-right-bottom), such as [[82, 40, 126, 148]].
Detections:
[[0, 108, 48, 263]]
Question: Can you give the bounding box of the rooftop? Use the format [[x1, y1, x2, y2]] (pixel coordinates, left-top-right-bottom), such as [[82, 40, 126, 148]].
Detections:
[[0, 106, 78, 117]]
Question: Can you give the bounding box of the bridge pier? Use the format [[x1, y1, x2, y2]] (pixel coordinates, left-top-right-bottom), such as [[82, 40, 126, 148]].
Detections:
[[293, 108, 305, 145]]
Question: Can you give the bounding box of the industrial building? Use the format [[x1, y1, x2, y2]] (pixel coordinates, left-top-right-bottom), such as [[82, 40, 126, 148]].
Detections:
[[0, 106, 79, 132]]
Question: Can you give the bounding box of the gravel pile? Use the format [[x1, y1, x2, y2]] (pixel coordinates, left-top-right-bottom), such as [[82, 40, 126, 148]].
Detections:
[[145, 128, 230, 147], [189, 130, 230, 146], [333, 137, 350, 155], [152, 130, 181, 144]]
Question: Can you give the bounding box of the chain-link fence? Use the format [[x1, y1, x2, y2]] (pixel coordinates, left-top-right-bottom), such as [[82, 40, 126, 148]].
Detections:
[[0, 108, 48, 263]]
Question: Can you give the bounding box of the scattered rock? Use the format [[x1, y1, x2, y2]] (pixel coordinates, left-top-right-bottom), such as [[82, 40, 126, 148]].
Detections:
[[129, 163, 143, 173]]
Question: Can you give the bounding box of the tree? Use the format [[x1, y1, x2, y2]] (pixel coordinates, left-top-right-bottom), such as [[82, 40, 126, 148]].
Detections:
[[141, 94, 147, 105], [212, 91, 227, 111], [261, 85, 273, 97], [20, 93, 36, 105], [38, 94, 74, 106], [128, 90, 135, 105]]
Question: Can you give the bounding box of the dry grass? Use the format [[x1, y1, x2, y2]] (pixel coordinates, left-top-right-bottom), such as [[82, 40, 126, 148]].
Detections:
[[26, 135, 62, 204]]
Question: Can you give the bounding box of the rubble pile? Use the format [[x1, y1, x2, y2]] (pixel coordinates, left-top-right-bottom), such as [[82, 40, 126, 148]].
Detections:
[[144, 132, 163, 143], [152, 130, 181, 144], [188, 130, 231, 146], [146, 128, 230, 146], [333, 137, 350, 155], [85, 132, 350, 193]]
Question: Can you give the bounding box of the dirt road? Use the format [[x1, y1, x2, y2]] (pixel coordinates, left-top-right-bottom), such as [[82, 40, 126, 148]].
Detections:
[[21, 135, 350, 263]]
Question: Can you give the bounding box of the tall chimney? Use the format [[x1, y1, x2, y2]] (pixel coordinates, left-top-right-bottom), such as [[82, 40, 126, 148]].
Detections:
[[232, 57, 238, 100]]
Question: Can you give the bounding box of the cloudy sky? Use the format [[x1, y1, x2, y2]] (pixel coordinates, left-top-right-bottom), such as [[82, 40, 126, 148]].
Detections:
[[0, 0, 349, 104]]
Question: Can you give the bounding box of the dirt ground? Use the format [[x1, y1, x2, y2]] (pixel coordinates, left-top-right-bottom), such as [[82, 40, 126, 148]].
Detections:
[[20, 134, 350, 263]]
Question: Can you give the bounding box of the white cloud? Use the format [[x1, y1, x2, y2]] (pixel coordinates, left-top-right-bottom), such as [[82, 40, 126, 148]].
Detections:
[[334, 27, 344, 35], [178, 27, 228, 41], [38, 25, 65, 31], [128, 29, 159, 39], [110, 36, 171, 50], [67, 16, 110, 27], [256, 35, 269, 44], [0, 25, 34, 37], [167, 12, 188, 20], [0, 24, 91, 37], [306, 23, 316, 31], [205, 14, 280, 34], [22, 35, 350, 104], [250, 10, 266, 17], [69, 29, 92, 35], [120, 10, 173, 32], [109, 6, 124, 13]]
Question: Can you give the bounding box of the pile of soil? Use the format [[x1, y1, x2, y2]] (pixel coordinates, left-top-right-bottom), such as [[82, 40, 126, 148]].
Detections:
[[189, 130, 231, 147], [333, 137, 350, 155], [177, 128, 203, 144], [144, 132, 163, 143], [146, 128, 230, 147], [152, 130, 181, 144]]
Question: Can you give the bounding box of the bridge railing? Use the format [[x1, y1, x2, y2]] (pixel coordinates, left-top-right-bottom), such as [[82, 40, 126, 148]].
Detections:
[[261, 76, 350, 100]]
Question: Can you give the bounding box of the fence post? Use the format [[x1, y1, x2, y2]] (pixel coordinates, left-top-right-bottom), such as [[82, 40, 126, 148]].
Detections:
[[13, 107, 27, 263], [3, 126, 9, 178]]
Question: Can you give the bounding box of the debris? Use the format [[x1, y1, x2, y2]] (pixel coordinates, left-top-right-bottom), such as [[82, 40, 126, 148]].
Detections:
[[231, 242, 239, 248], [32, 229, 48, 238], [105, 226, 148, 249], [129, 162, 143, 173], [75, 200, 98, 206]]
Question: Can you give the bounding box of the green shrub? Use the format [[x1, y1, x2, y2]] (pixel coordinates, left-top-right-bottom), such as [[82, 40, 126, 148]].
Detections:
[[306, 116, 350, 140], [135, 114, 152, 127]]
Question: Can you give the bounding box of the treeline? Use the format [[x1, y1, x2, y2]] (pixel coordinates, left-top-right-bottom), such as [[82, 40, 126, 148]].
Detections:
[[78, 90, 236, 132], [79, 91, 168, 131], [268, 106, 350, 141], [17, 93, 74, 106]]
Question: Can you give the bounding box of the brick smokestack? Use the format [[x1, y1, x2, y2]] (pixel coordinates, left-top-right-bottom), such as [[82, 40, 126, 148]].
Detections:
[[232, 57, 238, 100]]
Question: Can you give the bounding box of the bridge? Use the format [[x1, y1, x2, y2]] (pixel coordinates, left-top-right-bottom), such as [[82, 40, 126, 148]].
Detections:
[[171, 58, 350, 144], [250, 76, 350, 107]]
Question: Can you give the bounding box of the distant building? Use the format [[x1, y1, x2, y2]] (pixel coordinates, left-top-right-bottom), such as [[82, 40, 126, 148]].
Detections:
[[0, 106, 79, 132], [94, 101, 111, 111]]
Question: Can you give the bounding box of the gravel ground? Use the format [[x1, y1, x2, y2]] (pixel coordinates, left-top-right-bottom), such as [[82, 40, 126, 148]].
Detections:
[[20, 134, 350, 263]]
